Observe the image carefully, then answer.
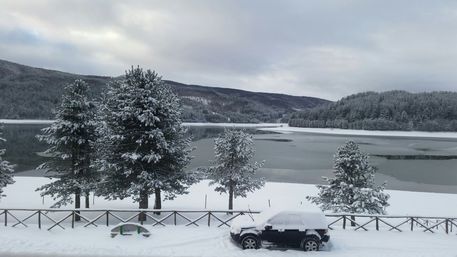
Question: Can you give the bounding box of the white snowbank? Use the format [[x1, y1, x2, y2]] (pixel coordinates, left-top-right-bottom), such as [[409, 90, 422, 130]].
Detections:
[[2, 177, 457, 217], [261, 125, 457, 139]]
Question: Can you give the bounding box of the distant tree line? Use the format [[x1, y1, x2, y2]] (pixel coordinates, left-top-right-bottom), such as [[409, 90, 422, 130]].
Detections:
[[289, 91, 457, 131]]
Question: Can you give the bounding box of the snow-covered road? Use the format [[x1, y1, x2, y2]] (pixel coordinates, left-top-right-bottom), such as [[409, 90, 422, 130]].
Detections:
[[0, 226, 455, 257]]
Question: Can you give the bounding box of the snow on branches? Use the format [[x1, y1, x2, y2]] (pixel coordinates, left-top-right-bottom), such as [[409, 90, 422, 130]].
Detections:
[[36, 79, 98, 208], [204, 129, 265, 210], [308, 141, 390, 215], [96, 67, 196, 210], [0, 126, 14, 197]]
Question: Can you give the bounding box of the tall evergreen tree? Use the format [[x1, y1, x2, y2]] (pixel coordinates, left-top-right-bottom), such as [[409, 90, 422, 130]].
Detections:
[[96, 67, 195, 218], [205, 129, 265, 210], [307, 141, 389, 225], [0, 126, 15, 197], [36, 79, 98, 215]]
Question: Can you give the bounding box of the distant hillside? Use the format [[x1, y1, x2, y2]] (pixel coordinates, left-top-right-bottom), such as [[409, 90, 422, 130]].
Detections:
[[289, 91, 457, 131], [0, 59, 329, 122]]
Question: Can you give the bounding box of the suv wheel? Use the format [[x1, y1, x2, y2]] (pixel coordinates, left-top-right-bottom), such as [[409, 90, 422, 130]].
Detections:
[[241, 235, 260, 250], [303, 236, 320, 251]]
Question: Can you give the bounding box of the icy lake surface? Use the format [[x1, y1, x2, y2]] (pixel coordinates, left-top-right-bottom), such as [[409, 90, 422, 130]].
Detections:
[[3, 123, 457, 194]]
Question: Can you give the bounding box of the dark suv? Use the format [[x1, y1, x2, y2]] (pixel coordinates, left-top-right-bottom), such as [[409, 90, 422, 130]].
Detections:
[[230, 209, 330, 251]]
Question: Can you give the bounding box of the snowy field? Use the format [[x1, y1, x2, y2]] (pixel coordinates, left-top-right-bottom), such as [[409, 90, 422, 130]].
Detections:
[[2, 177, 457, 217], [261, 125, 457, 139], [1, 177, 457, 257], [0, 226, 456, 257]]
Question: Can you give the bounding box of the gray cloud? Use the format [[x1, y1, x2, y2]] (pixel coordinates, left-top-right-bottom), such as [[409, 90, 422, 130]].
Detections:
[[1, 0, 457, 100]]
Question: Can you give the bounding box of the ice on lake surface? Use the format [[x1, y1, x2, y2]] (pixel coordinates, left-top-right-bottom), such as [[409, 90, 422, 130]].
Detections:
[[4, 124, 457, 193]]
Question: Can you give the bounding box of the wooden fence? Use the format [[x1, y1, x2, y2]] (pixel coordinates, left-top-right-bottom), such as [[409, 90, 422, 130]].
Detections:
[[0, 208, 260, 231], [0, 208, 456, 235]]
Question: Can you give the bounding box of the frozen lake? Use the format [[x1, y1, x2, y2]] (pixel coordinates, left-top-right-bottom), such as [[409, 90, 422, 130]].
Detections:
[[3, 123, 457, 194]]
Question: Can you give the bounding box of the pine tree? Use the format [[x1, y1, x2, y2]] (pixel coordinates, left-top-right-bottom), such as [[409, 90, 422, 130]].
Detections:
[[0, 126, 15, 197], [36, 79, 98, 216], [307, 141, 389, 225], [96, 67, 195, 219], [205, 129, 265, 210]]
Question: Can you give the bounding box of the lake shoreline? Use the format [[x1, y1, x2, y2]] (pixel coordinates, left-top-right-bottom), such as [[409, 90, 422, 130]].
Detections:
[[261, 125, 457, 140], [4, 119, 457, 140]]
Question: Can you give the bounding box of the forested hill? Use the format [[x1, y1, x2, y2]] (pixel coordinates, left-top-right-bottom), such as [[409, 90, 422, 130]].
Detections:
[[0, 59, 329, 122], [289, 91, 457, 131]]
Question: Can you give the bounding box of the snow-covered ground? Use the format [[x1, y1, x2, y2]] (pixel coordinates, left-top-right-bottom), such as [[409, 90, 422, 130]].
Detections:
[[0, 226, 456, 257], [2, 177, 457, 217], [183, 122, 285, 128], [1, 177, 456, 257], [261, 125, 457, 139]]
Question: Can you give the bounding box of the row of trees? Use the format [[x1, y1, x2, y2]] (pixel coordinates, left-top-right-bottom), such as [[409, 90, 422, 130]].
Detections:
[[33, 67, 264, 219], [0, 67, 390, 221], [290, 91, 457, 131]]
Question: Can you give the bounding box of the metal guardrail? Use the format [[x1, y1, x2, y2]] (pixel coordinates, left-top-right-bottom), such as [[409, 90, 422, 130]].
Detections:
[[0, 208, 456, 234]]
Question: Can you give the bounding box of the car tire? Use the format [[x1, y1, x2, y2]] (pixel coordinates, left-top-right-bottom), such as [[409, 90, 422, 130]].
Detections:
[[241, 235, 260, 250], [303, 236, 320, 252]]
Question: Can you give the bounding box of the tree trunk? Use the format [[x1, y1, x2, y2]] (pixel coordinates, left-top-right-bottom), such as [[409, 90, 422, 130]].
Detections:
[[75, 191, 81, 222], [85, 192, 90, 209], [351, 215, 356, 227], [138, 190, 149, 222], [228, 183, 234, 214], [154, 188, 161, 215]]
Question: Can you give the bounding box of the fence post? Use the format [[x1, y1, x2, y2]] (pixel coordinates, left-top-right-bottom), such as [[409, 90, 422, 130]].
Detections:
[[410, 218, 414, 231], [4, 210, 7, 226], [71, 211, 75, 228], [342, 215, 346, 229], [38, 211, 41, 229], [208, 212, 211, 227], [445, 219, 449, 234], [106, 211, 109, 226], [173, 211, 177, 225], [376, 217, 379, 231]]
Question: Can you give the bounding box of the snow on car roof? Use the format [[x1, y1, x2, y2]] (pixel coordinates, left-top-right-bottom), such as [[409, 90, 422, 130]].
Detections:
[[250, 207, 328, 228]]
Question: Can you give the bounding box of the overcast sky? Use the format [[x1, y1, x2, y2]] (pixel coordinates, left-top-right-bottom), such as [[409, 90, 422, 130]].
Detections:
[[1, 0, 457, 100]]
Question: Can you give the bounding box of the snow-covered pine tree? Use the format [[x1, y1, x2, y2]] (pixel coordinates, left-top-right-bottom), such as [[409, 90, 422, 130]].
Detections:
[[307, 141, 390, 225], [0, 126, 15, 197], [36, 79, 98, 216], [96, 67, 195, 218], [205, 129, 265, 210]]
